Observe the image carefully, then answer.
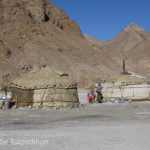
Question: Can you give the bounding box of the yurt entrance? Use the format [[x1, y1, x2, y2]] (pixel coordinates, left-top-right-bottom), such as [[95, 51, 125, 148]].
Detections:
[[12, 88, 34, 107]]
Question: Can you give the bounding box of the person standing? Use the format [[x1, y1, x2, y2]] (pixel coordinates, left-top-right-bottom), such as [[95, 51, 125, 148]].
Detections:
[[87, 90, 93, 103], [94, 82, 103, 103]]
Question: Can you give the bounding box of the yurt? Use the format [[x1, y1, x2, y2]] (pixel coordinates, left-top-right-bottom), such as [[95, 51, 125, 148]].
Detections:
[[11, 68, 79, 107], [102, 75, 150, 101]]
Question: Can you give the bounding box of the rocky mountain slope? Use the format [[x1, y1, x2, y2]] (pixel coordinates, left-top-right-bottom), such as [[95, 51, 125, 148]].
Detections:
[[84, 34, 103, 46], [103, 23, 150, 51], [0, 0, 124, 87], [0, 0, 149, 88], [103, 23, 150, 74]]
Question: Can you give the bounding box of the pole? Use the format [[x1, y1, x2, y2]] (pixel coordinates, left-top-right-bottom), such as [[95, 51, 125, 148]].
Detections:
[[123, 60, 126, 74], [4, 86, 7, 97]]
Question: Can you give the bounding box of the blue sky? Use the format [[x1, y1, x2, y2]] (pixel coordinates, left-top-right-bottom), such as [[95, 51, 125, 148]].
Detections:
[[51, 0, 150, 41]]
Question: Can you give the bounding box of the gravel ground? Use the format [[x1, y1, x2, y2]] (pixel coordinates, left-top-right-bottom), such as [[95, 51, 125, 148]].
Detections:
[[0, 91, 150, 150]]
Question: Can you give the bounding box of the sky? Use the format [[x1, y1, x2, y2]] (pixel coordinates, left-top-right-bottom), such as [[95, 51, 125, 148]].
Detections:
[[51, 0, 150, 41]]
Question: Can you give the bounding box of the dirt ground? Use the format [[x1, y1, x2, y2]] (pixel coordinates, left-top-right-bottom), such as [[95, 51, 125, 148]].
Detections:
[[0, 91, 150, 150]]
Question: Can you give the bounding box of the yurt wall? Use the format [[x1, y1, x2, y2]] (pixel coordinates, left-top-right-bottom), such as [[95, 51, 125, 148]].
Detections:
[[102, 82, 150, 100]]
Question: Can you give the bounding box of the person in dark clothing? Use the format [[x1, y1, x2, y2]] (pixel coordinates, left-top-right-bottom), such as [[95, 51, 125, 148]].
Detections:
[[95, 82, 103, 103]]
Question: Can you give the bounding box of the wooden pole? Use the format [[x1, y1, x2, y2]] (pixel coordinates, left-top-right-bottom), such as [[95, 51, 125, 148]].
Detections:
[[123, 60, 126, 74], [4, 86, 7, 97]]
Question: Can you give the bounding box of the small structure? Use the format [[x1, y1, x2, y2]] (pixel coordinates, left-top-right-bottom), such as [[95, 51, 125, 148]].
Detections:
[[102, 75, 150, 101], [11, 68, 79, 107]]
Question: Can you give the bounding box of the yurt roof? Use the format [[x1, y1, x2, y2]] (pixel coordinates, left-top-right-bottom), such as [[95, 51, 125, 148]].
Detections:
[[105, 75, 150, 86], [11, 68, 77, 89]]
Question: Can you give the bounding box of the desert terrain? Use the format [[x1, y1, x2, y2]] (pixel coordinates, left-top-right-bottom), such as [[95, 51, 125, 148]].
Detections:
[[0, 95, 150, 150]]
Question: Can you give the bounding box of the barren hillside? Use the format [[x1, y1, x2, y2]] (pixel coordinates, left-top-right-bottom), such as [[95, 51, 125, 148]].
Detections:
[[103, 23, 150, 74], [84, 34, 103, 46], [0, 0, 149, 88], [0, 0, 124, 88], [103, 23, 150, 51]]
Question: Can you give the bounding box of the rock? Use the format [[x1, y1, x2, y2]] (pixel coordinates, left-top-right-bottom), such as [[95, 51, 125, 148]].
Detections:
[[0, 41, 11, 58], [12, 105, 17, 109], [28, 106, 32, 109], [128, 100, 132, 103], [56, 107, 60, 110], [53, 107, 57, 110], [80, 103, 85, 107]]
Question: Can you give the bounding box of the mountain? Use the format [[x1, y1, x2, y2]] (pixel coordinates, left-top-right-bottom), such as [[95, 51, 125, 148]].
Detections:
[[103, 23, 150, 74], [103, 23, 150, 52], [84, 34, 103, 46], [0, 0, 123, 88], [0, 0, 149, 88]]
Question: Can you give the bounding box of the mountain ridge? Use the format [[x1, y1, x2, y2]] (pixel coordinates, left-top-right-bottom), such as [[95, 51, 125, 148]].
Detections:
[[85, 23, 150, 75], [0, 0, 149, 87], [0, 0, 124, 87], [103, 23, 150, 51]]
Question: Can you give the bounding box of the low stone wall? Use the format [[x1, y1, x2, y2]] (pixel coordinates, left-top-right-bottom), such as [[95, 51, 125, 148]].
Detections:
[[102, 83, 150, 100]]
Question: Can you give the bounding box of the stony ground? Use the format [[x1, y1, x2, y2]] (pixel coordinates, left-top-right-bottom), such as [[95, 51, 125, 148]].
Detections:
[[0, 91, 150, 150]]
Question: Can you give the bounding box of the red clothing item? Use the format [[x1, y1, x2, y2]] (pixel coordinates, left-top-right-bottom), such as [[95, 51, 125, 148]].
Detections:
[[88, 91, 93, 100]]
